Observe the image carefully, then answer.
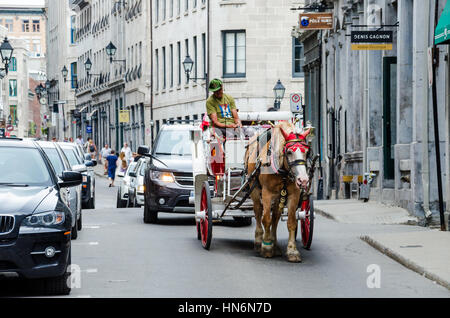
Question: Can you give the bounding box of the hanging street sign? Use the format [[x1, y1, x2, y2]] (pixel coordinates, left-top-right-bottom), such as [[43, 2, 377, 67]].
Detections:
[[119, 110, 130, 123], [351, 31, 393, 51], [86, 125, 92, 134], [299, 12, 333, 30]]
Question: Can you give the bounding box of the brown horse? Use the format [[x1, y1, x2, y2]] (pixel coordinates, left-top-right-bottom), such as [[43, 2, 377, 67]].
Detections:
[[244, 121, 311, 263]]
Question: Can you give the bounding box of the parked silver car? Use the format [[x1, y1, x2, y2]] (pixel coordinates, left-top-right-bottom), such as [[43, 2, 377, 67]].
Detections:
[[116, 161, 138, 208], [58, 143, 97, 209], [38, 141, 83, 239]]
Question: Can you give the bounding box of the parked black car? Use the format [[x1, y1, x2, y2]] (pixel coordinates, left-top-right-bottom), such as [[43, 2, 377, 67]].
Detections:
[[0, 138, 82, 295], [141, 124, 199, 224]]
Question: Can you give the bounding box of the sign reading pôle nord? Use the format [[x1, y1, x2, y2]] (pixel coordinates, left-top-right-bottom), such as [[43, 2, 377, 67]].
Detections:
[[299, 13, 333, 30]]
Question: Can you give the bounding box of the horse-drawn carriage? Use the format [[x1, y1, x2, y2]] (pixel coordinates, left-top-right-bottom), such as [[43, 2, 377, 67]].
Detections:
[[190, 111, 318, 262]]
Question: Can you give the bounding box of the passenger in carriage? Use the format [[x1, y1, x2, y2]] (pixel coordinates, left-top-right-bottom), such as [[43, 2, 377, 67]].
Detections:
[[206, 78, 242, 140]]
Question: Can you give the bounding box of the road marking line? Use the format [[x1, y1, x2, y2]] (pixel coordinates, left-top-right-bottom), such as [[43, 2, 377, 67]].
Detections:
[[82, 268, 98, 273], [84, 226, 101, 229], [73, 242, 99, 246]]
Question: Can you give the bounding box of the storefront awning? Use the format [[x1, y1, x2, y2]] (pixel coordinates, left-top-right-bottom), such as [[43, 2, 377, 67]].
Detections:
[[435, 0, 450, 45]]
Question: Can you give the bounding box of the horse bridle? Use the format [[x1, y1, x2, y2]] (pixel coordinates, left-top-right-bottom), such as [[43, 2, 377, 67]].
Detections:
[[280, 128, 310, 170]]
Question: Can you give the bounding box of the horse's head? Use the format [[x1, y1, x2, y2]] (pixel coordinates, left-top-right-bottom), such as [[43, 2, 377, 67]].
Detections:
[[279, 122, 311, 190]]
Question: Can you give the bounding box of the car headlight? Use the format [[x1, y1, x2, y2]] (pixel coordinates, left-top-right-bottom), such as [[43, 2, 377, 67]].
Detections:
[[22, 211, 65, 228], [150, 171, 175, 183], [137, 185, 145, 193]]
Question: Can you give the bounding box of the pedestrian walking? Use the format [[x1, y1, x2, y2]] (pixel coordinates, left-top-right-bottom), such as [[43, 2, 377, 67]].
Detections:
[[121, 142, 133, 165], [76, 135, 84, 146], [100, 144, 112, 175], [88, 139, 97, 160], [119, 151, 128, 174], [106, 150, 119, 187]]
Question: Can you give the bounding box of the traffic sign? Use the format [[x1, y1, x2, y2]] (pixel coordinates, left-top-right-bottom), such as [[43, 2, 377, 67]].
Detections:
[[6, 125, 13, 132], [290, 93, 303, 113], [86, 125, 92, 134]]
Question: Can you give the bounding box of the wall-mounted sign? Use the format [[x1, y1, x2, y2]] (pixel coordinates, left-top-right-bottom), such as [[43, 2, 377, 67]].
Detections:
[[299, 12, 333, 30], [351, 31, 393, 43], [351, 31, 393, 51], [86, 125, 92, 134], [290, 93, 303, 113], [119, 110, 130, 123]]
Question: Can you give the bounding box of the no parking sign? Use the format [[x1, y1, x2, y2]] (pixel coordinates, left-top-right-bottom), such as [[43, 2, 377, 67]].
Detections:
[[290, 93, 303, 113]]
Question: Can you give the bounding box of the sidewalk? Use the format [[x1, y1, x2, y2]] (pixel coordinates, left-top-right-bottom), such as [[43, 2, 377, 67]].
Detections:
[[315, 199, 418, 225], [315, 199, 450, 291]]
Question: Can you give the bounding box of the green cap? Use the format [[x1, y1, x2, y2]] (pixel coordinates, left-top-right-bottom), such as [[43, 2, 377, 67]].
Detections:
[[209, 78, 223, 92]]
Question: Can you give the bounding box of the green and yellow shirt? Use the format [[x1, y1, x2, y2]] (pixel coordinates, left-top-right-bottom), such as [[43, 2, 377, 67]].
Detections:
[[206, 94, 237, 125]]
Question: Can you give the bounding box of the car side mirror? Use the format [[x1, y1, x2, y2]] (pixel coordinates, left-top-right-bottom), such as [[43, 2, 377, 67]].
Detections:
[[129, 172, 137, 178], [138, 145, 150, 156], [59, 171, 82, 188], [73, 164, 87, 173], [92, 160, 98, 167], [85, 160, 94, 167]]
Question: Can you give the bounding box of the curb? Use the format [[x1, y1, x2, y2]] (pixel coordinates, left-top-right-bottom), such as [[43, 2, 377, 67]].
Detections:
[[314, 207, 337, 222], [361, 235, 450, 291]]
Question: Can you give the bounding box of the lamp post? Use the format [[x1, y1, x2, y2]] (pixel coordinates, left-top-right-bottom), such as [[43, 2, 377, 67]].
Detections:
[[106, 41, 126, 67], [183, 55, 208, 98], [273, 79, 286, 111], [0, 37, 14, 75]]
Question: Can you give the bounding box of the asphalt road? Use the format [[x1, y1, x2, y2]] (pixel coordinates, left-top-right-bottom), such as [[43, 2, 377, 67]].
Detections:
[[2, 176, 449, 298]]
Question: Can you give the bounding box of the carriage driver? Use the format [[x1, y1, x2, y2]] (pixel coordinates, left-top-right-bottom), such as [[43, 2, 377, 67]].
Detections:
[[206, 78, 242, 137]]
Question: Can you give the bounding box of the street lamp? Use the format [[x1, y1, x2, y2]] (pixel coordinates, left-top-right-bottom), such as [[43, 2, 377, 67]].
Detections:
[[0, 37, 14, 74], [273, 79, 286, 110], [85, 58, 92, 73], [106, 41, 126, 67], [61, 66, 68, 80]]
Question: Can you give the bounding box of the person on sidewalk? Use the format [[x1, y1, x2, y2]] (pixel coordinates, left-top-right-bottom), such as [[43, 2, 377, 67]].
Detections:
[[120, 142, 133, 165], [88, 139, 98, 160], [100, 144, 112, 175], [106, 150, 119, 187], [76, 135, 84, 146]]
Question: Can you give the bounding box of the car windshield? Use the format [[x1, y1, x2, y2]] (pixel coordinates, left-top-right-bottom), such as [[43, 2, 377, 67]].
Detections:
[[42, 148, 65, 176], [154, 130, 192, 156], [62, 148, 82, 167], [0, 147, 53, 187], [126, 163, 137, 176]]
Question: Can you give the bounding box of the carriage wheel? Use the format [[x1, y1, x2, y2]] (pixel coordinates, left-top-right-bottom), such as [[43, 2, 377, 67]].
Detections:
[[300, 196, 314, 250], [199, 181, 213, 250]]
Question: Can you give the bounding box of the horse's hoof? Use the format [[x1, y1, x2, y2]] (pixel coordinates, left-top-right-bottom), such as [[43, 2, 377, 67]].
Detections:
[[254, 241, 262, 252], [287, 250, 302, 263], [261, 243, 274, 258]]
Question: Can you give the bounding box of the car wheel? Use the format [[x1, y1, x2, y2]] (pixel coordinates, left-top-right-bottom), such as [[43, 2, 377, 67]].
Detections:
[[77, 210, 82, 231], [144, 202, 158, 224], [88, 195, 95, 209], [233, 217, 252, 226], [117, 191, 126, 208], [40, 251, 71, 295], [71, 223, 78, 240]]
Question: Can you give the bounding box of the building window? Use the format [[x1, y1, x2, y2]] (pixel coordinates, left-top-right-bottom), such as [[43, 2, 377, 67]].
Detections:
[[163, 0, 166, 20], [10, 105, 17, 125], [170, 0, 174, 17], [9, 80, 17, 97], [177, 41, 181, 86], [193, 0, 197, 8], [202, 33, 206, 78], [170, 44, 174, 88], [156, 0, 159, 23], [5, 19, 13, 32], [9, 57, 17, 72], [193, 36, 197, 80], [71, 16, 76, 44], [177, 0, 181, 16], [185, 39, 189, 83], [292, 37, 305, 78], [185, 0, 189, 12], [163, 46, 166, 89], [223, 30, 246, 78], [22, 20, 30, 32], [71, 62, 78, 89], [155, 49, 159, 91], [32, 20, 40, 32]]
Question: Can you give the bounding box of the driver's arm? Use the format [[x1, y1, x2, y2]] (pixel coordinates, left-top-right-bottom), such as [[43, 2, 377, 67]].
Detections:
[[209, 113, 237, 129], [231, 109, 242, 128]]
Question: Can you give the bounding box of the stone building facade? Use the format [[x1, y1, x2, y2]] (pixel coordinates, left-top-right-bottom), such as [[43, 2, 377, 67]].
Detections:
[[152, 0, 306, 137], [295, 0, 450, 223], [69, 0, 152, 152]]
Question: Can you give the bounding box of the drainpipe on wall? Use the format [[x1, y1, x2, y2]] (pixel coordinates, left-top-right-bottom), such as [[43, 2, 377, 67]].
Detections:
[[422, 0, 432, 219]]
